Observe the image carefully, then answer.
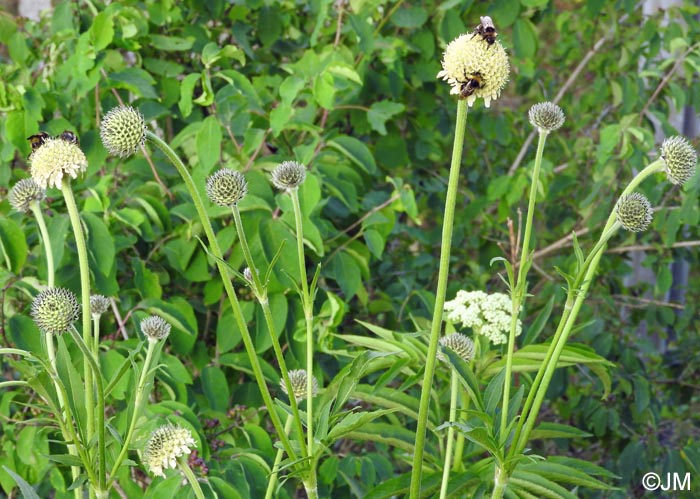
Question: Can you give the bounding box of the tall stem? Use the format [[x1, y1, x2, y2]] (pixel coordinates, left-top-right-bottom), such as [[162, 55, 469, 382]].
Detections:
[[66, 326, 106, 492], [264, 415, 294, 499], [45, 335, 82, 499], [500, 131, 547, 437], [60, 182, 97, 482], [409, 100, 468, 499], [231, 205, 307, 456], [145, 131, 296, 460], [107, 340, 158, 486], [29, 202, 54, 287], [438, 369, 459, 499], [289, 189, 315, 461], [178, 458, 206, 499]]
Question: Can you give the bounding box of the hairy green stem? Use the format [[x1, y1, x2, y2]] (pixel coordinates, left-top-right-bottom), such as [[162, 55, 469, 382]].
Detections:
[[501, 130, 548, 438], [409, 99, 468, 499], [29, 202, 54, 287], [289, 189, 315, 463], [178, 458, 206, 499], [439, 369, 460, 499], [60, 181, 98, 486], [145, 131, 296, 460], [231, 205, 308, 456], [264, 414, 294, 499], [107, 340, 158, 486]]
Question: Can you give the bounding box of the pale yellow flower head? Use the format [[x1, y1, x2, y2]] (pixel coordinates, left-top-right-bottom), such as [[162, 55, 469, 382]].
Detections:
[[437, 32, 510, 107], [29, 138, 88, 189], [143, 424, 196, 477]]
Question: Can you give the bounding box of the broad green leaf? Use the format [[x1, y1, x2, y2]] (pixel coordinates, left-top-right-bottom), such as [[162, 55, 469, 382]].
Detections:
[[90, 11, 114, 51], [327, 136, 377, 174], [109, 68, 157, 99], [324, 409, 396, 444], [201, 366, 229, 412], [196, 116, 222, 171], [0, 216, 27, 273], [178, 73, 201, 117], [148, 34, 193, 51], [443, 348, 485, 412]]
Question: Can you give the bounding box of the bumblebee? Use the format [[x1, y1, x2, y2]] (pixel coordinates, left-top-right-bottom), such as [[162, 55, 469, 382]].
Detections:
[[27, 132, 50, 153], [460, 73, 484, 99], [59, 130, 79, 145], [473, 15, 497, 45]]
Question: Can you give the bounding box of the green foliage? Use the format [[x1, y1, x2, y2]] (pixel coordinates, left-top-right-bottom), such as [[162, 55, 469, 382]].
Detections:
[[1, 0, 699, 498]]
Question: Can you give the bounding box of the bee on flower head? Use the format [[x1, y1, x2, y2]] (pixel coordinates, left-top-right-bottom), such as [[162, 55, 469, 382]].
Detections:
[[27, 132, 50, 154], [472, 15, 498, 45], [460, 72, 484, 99], [59, 130, 79, 146]]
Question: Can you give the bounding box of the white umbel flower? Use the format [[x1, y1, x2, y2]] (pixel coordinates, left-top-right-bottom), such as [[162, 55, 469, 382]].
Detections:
[[444, 290, 520, 345]]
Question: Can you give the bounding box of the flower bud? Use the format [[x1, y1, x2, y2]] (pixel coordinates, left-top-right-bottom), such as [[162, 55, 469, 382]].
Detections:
[[31, 288, 80, 335], [616, 193, 653, 232], [205, 169, 248, 207], [8, 179, 45, 213], [271, 161, 306, 190], [281, 369, 318, 401], [29, 138, 88, 189], [528, 102, 565, 133], [90, 295, 110, 317], [660, 136, 697, 185], [140, 315, 171, 342], [100, 105, 147, 158], [143, 424, 197, 477], [438, 333, 475, 363]]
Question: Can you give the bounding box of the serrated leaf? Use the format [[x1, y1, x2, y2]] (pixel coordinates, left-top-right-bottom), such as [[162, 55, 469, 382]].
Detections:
[[367, 101, 405, 135], [324, 408, 396, 444]]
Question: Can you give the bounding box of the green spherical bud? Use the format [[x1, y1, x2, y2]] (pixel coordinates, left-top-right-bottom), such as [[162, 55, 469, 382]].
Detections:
[[271, 161, 306, 190], [31, 288, 80, 335], [8, 179, 45, 213], [29, 138, 88, 189], [100, 106, 147, 158], [140, 315, 171, 342], [660, 136, 697, 185], [281, 369, 318, 401], [616, 193, 653, 232], [206, 169, 248, 206], [438, 333, 475, 363], [90, 295, 110, 317], [528, 102, 565, 133], [143, 424, 197, 477]]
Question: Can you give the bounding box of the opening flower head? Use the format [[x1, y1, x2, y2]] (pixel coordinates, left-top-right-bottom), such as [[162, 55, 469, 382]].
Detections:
[[8, 179, 45, 213], [143, 424, 197, 477], [438, 333, 475, 363], [271, 161, 306, 191], [90, 295, 111, 318], [29, 137, 88, 189], [444, 290, 521, 345], [100, 105, 147, 158], [528, 102, 565, 133], [660, 136, 697, 185], [281, 369, 318, 401], [437, 27, 510, 108], [31, 287, 80, 335], [140, 315, 171, 343], [206, 168, 248, 207], [616, 193, 653, 232]]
